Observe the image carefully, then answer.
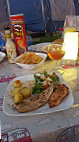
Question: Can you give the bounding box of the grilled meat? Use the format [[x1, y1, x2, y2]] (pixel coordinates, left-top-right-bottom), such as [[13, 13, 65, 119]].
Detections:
[[48, 84, 68, 108], [13, 85, 54, 113]]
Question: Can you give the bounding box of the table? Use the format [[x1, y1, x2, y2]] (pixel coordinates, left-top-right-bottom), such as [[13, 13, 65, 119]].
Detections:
[[0, 49, 79, 142]]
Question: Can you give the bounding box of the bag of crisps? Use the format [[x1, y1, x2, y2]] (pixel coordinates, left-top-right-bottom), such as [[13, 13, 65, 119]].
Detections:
[[10, 14, 28, 56]]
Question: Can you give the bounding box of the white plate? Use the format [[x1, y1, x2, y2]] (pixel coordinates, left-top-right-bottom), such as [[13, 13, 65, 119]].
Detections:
[[40, 45, 48, 53], [3, 74, 74, 116], [0, 52, 6, 63], [28, 42, 50, 52], [14, 52, 47, 70]]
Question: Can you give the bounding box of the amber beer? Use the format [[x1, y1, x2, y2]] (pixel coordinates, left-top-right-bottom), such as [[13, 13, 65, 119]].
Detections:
[[10, 14, 28, 56], [48, 50, 65, 60]]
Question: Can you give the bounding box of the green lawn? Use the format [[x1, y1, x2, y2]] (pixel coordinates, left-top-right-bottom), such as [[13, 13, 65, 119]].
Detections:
[[32, 34, 62, 45]]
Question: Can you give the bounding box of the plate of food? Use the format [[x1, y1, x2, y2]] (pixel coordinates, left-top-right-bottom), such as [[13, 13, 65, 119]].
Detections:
[[28, 42, 50, 52], [53, 39, 64, 44], [40, 45, 48, 53], [14, 52, 47, 70], [3, 70, 74, 116], [39, 42, 63, 53]]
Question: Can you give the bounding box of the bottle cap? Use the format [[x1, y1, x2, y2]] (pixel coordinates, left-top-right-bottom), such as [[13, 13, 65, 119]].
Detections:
[[4, 27, 11, 38], [4, 27, 10, 31]]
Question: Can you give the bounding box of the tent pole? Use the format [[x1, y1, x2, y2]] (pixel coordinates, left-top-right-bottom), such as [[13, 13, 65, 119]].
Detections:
[[7, 0, 11, 16], [41, 0, 48, 36]]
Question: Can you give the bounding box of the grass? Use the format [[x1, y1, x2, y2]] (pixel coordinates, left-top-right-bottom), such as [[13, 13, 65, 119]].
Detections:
[[32, 32, 62, 45]]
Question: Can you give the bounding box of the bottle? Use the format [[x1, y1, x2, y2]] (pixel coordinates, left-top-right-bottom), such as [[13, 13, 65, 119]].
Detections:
[[4, 27, 17, 63]]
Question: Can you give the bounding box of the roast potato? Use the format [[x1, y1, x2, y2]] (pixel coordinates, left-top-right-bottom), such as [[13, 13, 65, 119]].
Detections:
[[20, 87, 32, 99], [11, 87, 21, 98], [12, 80, 22, 88], [14, 93, 23, 103]]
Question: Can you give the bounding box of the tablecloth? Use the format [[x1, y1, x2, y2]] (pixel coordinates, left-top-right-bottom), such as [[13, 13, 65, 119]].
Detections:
[[0, 47, 79, 142]]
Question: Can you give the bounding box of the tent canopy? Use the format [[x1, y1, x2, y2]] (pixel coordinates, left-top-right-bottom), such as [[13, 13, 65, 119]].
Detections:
[[0, 0, 79, 33]]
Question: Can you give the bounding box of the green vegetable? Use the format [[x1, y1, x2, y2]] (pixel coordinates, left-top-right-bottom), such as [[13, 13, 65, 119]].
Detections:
[[32, 70, 60, 94], [32, 82, 44, 94], [43, 70, 48, 77], [34, 74, 41, 83], [50, 76, 59, 84], [33, 74, 44, 94], [48, 72, 60, 84]]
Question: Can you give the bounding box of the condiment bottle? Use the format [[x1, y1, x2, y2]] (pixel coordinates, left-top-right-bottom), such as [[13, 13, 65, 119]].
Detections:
[[4, 27, 17, 63]]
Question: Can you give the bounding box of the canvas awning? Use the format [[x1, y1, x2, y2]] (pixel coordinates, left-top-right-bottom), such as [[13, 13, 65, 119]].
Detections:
[[49, 0, 75, 21]]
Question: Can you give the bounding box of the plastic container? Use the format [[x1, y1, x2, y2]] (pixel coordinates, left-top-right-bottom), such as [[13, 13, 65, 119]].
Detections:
[[10, 14, 28, 56]]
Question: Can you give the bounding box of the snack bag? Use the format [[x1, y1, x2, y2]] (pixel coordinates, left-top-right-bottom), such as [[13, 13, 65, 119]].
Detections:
[[10, 14, 28, 56]]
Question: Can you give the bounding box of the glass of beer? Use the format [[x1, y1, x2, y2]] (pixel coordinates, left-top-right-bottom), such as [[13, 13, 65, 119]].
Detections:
[[47, 43, 65, 74]]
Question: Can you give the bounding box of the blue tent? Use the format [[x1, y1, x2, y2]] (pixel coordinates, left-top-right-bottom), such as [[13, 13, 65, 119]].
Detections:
[[4, 0, 47, 32], [2, 0, 79, 33]]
